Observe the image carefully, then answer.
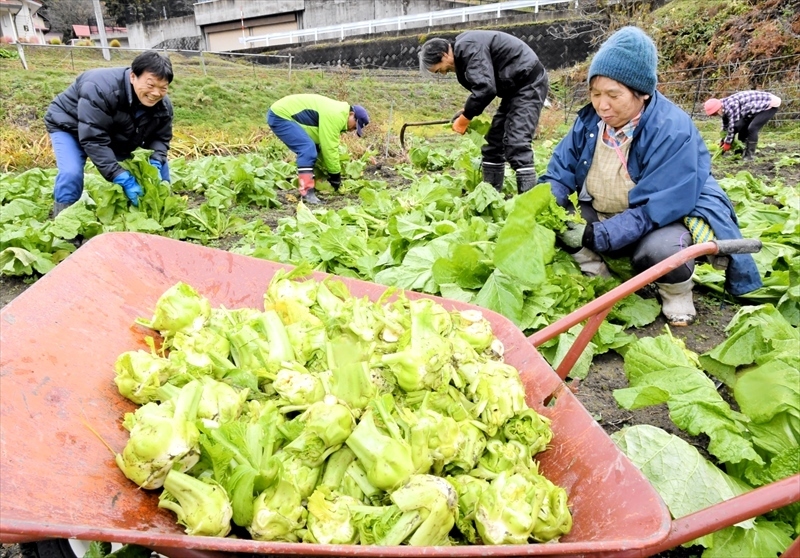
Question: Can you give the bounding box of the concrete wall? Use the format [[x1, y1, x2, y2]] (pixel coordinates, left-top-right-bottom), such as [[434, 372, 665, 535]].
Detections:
[[0, 10, 16, 41], [300, 0, 459, 29], [128, 15, 200, 50], [194, 0, 304, 27], [247, 18, 601, 72]]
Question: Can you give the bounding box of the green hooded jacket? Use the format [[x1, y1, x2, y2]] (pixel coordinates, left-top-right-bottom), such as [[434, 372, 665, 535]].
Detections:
[[269, 93, 350, 174]]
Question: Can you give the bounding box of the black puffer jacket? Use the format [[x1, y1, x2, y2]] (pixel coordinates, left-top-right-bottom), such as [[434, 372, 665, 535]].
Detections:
[[454, 30, 546, 119], [44, 67, 173, 181]]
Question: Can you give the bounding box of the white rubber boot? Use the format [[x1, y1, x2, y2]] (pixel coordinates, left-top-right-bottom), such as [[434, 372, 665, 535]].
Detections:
[[571, 247, 611, 277], [656, 278, 696, 326]]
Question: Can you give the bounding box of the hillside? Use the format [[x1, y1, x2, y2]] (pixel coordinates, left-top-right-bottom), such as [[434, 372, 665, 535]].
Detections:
[[651, 0, 800, 71]]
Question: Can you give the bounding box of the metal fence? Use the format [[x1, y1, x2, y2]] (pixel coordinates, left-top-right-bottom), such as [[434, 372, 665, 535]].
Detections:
[[553, 53, 800, 127], [4, 43, 294, 77]]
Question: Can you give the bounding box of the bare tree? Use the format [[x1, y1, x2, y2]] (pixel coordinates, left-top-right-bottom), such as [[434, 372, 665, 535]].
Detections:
[[40, 0, 114, 40]]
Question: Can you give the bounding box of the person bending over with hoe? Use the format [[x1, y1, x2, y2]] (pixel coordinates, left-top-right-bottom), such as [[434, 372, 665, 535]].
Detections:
[[704, 90, 781, 161], [267, 93, 369, 205], [45, 50, 174, 216], [539, 27, 761, 326], [420, 30, 549, 195]]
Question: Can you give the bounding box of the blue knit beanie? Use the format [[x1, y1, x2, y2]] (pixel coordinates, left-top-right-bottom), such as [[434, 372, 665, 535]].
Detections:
[[588, 26, 658, 95]]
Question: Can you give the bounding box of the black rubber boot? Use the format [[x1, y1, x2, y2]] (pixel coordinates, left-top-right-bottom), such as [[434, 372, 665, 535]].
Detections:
[[302, 188, 322, 205], [481, 161, 505, 192], [52, 201, 72, 218], [742, 141, 758, 161], [516, 170, 536, 194]]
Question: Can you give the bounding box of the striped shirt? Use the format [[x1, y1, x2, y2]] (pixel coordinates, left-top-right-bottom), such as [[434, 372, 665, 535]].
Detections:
[[720, 91, 781, 144]]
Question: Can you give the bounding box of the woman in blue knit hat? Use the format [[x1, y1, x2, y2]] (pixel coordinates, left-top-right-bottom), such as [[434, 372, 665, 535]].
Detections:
[[539, 26, 761, 326]]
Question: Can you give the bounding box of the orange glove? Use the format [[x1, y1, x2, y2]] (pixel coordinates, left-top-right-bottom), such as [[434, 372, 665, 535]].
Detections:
[[298, 173, 315, 195], [721, 142, 731, 152], [452, 114, 471, 135]]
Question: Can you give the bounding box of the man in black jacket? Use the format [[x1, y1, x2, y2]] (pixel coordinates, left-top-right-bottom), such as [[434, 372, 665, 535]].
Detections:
[[44, 50, 174, 216], [420, 31, 549, 195]]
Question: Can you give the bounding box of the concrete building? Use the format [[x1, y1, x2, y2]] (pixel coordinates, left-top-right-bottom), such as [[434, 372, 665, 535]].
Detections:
[[0, 0, 47, 44], [127, 15, 201, 52], [127, 0, 474, 52]]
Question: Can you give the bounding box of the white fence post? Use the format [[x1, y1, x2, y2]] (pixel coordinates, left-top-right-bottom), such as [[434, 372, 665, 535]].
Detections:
[[16, 42, 28, 70]]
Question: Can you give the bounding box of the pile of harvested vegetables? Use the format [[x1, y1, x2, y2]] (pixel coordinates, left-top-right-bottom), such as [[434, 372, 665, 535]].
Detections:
[[112, 268, 572, 546]]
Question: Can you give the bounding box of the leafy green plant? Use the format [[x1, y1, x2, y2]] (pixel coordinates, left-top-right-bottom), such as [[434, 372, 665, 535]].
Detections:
[[612, 314, 799, 556]]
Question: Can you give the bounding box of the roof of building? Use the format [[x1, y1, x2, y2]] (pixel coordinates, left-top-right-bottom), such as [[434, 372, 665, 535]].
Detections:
[[0, 0, 43, 8], [72, 24, 127, 37]]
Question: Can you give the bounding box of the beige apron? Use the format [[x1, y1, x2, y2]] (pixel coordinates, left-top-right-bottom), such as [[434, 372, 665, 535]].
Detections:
[[585, 123, 635, 219]]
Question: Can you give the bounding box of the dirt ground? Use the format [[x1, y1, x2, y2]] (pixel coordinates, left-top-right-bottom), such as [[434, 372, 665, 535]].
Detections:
[[0, 146, 794, 558]]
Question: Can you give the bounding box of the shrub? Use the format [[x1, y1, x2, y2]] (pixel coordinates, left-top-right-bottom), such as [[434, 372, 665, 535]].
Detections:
[[109, 39, 121, 48], [49, 37, 62, 45], [76, 39, 93, 47], [0, 36, 12, 44]]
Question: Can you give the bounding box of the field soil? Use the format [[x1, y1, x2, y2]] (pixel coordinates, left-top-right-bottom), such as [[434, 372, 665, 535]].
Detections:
[[0, 146, 796, 558]]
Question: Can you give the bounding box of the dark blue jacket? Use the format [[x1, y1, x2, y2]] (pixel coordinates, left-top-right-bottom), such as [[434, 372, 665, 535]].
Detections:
[[45, 67, 173, 182], [540, 91, 761, 296], [453, 30, 545, 120]]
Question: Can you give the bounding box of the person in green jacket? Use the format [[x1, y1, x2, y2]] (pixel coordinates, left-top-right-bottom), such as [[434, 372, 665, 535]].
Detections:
[[267, 93, 370, 204]]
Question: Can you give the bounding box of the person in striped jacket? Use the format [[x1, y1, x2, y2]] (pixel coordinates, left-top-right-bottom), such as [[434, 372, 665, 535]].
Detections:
[[703, 91, 781, 161]]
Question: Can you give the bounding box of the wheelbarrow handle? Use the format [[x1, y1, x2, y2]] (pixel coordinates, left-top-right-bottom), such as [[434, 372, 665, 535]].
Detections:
[[715, 238, 762, 255], [528, 239, 763, 378], [399, 119, 452, 150], [597, 473, 800, 558]]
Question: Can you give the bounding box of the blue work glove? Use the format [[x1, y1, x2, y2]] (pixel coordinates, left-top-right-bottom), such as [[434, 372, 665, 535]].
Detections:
[[149, 158, 163, 172], [113, 171, 143, 206], [585, 207, 654, 253]]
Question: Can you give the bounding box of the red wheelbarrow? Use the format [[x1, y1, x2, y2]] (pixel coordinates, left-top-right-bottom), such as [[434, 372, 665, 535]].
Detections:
[[1, 232, 797, 558]]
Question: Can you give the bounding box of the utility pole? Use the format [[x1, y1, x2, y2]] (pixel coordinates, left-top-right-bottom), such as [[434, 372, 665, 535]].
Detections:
[[92, 0, 110, 61]]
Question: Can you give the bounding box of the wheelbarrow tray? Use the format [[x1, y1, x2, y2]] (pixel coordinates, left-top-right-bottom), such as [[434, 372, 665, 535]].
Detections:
[[0, 232, 672, 557]]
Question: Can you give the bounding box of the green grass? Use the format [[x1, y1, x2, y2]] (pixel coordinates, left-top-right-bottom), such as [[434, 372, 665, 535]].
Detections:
[[0, 54, 469, 170]]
